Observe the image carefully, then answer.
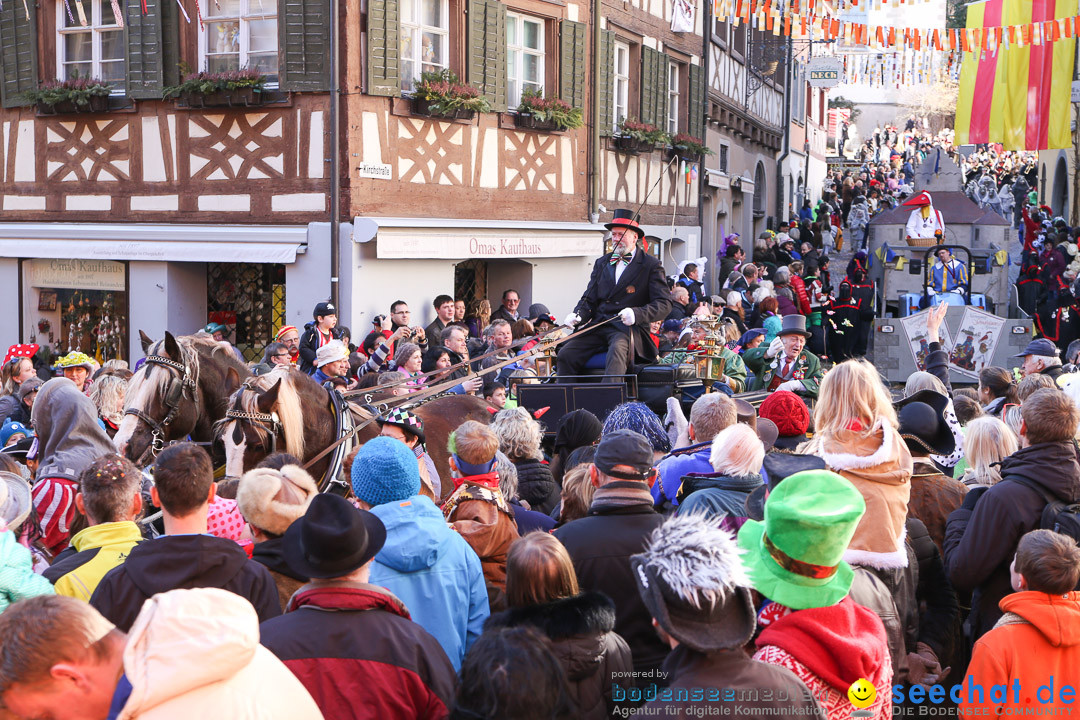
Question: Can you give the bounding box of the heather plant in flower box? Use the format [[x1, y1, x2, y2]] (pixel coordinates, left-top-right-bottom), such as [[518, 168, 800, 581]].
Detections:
[[669, 133, 713, 161], [165, 67, 267, 108], [614, 118, 668, 154], [25, 74, 112, 114], [513, 89, 584, 131], [412, 70, 491, 119]]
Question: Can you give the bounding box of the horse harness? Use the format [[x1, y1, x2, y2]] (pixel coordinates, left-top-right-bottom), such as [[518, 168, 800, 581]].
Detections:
[[225, 395, 283, 455], [125, 354, 198, 463]]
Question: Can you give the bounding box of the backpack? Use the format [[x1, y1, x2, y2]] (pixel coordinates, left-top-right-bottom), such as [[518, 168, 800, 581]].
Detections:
[[1008, 476, 1080, 545]]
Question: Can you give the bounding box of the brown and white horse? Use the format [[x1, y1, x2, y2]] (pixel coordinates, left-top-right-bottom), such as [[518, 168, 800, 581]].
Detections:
[[217, 365, 493, 499], [115, 330, 249, 466]]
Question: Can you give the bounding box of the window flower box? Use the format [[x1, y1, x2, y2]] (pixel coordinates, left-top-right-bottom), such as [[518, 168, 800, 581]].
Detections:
[[512, 89, 583, 132], [165, 68, 267, 109], [411, 70, 490, 121], [614, 119, 667, 155], [25, 76, 113, 115]]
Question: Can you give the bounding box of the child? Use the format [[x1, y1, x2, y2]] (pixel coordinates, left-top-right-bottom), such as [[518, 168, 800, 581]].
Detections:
[[483, 382, 507, 411], [298, 301, 342, 375], [962, 529, 1080, 714]]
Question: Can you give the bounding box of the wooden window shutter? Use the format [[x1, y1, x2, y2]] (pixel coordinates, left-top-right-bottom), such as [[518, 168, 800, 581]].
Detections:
[[687, 62, 704, 139], [639, 47, 667, 128], [467, 0, 505, 112], [366, 0, 400, 96], [279, 0, 330, 91], [0, 0, 37, 108], [597, 29, 613, 135], [558, 19, 585, 109], [125, 0, 170, 99]]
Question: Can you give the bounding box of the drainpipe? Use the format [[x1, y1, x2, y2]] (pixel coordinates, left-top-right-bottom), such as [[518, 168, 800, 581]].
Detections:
[[775, 37, 793, 225], [699, 20, 709, 291], [329, 0, 342, 309], [589, 0, 602, 223]]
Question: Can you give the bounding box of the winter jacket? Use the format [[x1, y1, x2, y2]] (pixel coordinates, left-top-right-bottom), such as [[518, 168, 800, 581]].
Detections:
[[44, 521, 143, 601], [676, 472, 762, 530], [849, 567, 909, 685], [554, 481, 668, 674], [89, 534, 282, 632], [653, 441, 712, 509], [762, 313, 783, 344], [961, 591, 1080, 715], [486, 592, 633, 720], [113, 587, 322, 720], [945, 440, 1080, 639], [0, 394, 18, 426], [298, 322, 342, 375], [368, 494, 489, 672], [0, 530, 54, 612], [907, 458, 968, 555], [260, 581, 456, 720], [790, 275, 812, 315], [442, 482, 519, 607], [513, 458, 560, 515], [754, 597, 892, 720], [907, 516, 961, 668], [509, 498, 555, 534], [250, 536, 308, 611], [676, 276, 706, 306], [642, 644, 824, 718], [744, 347, 824, 398]]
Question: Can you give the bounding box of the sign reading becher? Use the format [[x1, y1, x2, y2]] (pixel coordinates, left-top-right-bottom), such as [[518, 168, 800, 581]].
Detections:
[[807, 57, 844, 88]]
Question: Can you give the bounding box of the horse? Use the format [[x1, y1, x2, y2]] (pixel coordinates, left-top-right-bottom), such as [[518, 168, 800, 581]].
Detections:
[[216, 365, 492, 499], [115, 330, 249, 466]]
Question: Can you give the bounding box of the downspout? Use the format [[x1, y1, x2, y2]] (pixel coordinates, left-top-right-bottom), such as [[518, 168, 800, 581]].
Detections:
[[699, 16, 709, 289], [329, 0, 342, 309], [589, 0, 602, 223], [775, 37, 792, 225]]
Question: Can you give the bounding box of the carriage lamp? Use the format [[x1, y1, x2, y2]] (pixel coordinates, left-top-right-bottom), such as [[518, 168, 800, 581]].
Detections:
[[533, 333, 560, 377], [693, 317, 728, 390]]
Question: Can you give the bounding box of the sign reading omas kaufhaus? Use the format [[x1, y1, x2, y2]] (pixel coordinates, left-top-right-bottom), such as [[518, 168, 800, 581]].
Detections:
[[29, 259, 125, 291], [376, 229, 598, 259]]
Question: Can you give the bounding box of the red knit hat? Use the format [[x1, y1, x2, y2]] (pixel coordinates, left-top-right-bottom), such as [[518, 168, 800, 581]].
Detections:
[[758, 391, 810, 438]]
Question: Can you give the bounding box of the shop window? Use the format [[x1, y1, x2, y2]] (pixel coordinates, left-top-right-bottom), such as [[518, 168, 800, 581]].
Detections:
[[199, 0, 279, 83], [25, 259, 129, 362], [507, 12, 545, 108], [56, 0, 125, 89], [454, 259, 489, 320], [400, 0, 450, 92], [207, 263, 286, 362], [613, 41, 630, 129]]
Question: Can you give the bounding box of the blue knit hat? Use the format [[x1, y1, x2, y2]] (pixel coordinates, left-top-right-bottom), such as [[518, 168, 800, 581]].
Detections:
[[0, 420, 33, 447], [602, 401, 671, 454], [351, 436, 421, 507]]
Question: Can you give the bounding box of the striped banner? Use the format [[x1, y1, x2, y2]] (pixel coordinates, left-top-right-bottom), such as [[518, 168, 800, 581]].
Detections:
[[956, 0, 1078, 150]]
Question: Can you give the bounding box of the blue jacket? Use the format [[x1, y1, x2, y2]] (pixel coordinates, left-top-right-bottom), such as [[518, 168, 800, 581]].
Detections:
[[653, 442, 713, 508], [369, 495, 489, 671]]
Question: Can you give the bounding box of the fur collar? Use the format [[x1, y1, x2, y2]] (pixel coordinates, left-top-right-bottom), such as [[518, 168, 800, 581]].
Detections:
[[843, 523, 909, 570], [821, 420, 899, 471], [484, 591, 616, 639]]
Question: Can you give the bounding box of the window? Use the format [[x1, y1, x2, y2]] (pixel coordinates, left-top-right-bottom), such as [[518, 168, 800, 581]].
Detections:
[[719, 144, 729, 173], [200, 0, 278, 83], [753, 162, 766, 217], [400, 0, 449, 92], [56, 0, 124, 88], [714, 17, 728, 46], [613, 41, 629, 130], [507, 13, 544, 107], [732, 22, 746, 58], [667, 61, 679, 134]]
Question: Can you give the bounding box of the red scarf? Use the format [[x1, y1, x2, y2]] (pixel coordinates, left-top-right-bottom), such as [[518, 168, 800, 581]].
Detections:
[[452, 472, 500, 492]]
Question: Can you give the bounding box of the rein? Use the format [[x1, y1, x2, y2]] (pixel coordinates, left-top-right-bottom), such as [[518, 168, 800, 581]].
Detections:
[[124, 354, 198, 465]]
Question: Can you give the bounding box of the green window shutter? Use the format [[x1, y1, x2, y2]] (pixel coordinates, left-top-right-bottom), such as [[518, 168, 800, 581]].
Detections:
[[639, 47, 667, 128], [597, 29, 613, 135], [0, 0, 37, 108], [279, 0, 330, 91], [687, 62, 704, 140], [467, 0, 505, 111], [558, 19, 585, 109], [125, 0, 164, 99], [366, 0, 400, 96]]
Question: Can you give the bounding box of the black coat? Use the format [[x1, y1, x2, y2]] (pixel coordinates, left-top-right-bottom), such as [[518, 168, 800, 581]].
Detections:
[[944, 440, 1080, 640], [514, 459, 560, 516], [554, 492, 667, 674], [298, 321, 343, 375], [89, 534, 281, 632], [573, 250, 672, 363]]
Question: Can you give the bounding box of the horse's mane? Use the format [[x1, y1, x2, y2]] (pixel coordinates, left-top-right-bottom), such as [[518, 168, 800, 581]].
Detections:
[[126, 335, 204, 414], [233, 365, 308, 460]]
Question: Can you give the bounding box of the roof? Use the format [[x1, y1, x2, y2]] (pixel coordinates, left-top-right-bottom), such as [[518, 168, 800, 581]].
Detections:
[[869, 191, 1009, 227]]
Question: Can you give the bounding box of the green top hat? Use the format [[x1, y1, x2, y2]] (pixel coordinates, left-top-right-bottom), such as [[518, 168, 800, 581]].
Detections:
[[737, 469, 865, 610]]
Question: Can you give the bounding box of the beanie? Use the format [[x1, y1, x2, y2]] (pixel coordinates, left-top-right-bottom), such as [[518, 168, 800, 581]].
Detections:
[[351, 436, 422, 507], [758, 391, 810, 438]]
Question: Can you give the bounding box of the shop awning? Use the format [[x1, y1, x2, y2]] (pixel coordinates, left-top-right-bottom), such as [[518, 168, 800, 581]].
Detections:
[[0, 223, 307, 263], [352, 217, 605, 259]]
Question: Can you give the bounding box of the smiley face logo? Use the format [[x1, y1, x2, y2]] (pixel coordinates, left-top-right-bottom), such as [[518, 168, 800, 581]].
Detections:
[[847, 678, 876, 709]]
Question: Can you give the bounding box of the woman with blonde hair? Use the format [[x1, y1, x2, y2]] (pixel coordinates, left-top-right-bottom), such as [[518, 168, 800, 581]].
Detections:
[[0, 355, 37, 425], [467, 299, 492, 339], [959, 416, 1017, 490], [491, 407, 558, 514], [805, 359, 913, 570], [484, 532, 632, 719]]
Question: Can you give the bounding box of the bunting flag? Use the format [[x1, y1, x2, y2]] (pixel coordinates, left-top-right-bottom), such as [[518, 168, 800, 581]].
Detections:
[[955, 0, 1078, 150]]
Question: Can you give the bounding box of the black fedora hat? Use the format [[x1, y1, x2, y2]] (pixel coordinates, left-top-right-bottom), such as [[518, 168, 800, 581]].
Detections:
[[895, 389, 956, 456], [604, 209, 645, 238], [778, 314, 812, 339], [283, 494, 387, 579], [746, 453, 827, 522]]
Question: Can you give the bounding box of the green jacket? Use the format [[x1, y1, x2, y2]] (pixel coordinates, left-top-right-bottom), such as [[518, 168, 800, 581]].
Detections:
[[658, 347, 748, 393], [743, 347, 823, 398]]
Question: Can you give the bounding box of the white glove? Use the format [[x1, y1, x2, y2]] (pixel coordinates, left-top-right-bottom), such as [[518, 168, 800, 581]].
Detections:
[[765, 336, 784, 359], [777, 380, 804, 393], [619, 308, 636, 326], [562, 312, 581, 327]]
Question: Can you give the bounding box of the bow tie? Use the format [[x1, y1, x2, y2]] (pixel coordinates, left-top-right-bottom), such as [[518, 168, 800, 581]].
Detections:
[[609, 252, 632, 266]]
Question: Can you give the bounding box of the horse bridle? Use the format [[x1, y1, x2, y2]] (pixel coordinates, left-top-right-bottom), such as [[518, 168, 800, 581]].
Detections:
[[124, 354, 197, 463], [225, 392, 283, 455]]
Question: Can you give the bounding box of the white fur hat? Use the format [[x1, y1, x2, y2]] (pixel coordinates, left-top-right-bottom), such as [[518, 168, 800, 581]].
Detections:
[[0, 471, 30, 531], [236, 465, 319, 536], [315, 340, 349, 368]]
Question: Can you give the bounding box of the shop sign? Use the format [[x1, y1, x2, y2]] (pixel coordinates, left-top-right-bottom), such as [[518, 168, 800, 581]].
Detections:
[[807, 58, 844, 88], [376, 229, 600, 259], [29, 259, 124, 291]]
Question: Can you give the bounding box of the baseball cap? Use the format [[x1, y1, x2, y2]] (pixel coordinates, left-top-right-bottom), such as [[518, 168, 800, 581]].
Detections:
[[1013, 338, 1058, 359], [594, 429, 654, 481]]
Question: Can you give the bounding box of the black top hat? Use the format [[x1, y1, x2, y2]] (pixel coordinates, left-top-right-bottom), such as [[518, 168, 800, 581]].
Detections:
[[895, 389, 956, 457], [778, 314, 812, 339], [604, 209, 645, 238], [283, 494, 387, 579]]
